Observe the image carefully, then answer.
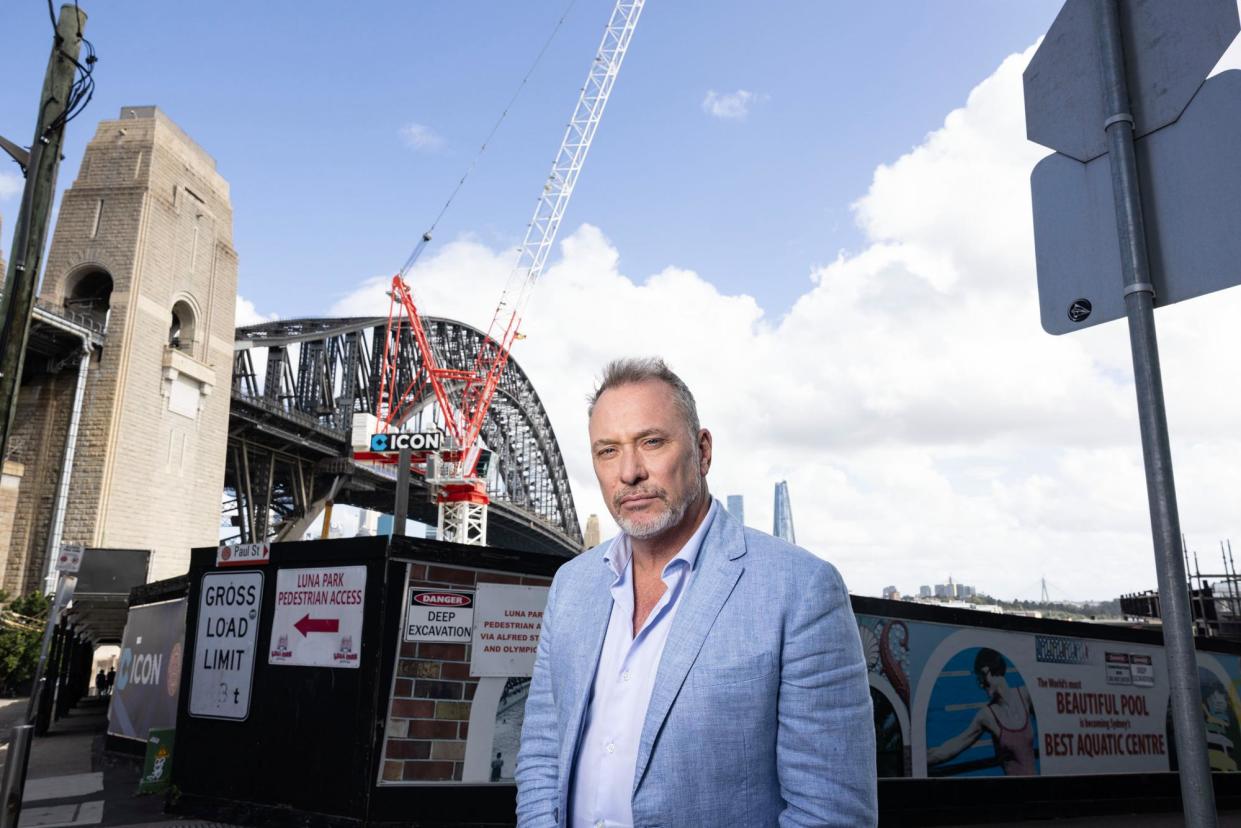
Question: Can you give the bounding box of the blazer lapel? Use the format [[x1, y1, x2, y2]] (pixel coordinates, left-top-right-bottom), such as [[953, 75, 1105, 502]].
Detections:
[[631, 509, 746, 793], [556, 549, 616, 796]]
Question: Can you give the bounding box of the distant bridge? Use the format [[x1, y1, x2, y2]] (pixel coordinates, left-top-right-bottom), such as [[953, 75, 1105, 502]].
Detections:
[[228, 316, 582, 557]]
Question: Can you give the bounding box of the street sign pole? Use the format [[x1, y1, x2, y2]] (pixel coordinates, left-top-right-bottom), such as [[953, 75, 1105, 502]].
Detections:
[[1097, 2, 1216, 823], [392, 445, 411, 537], [26, 570, 77, 725]]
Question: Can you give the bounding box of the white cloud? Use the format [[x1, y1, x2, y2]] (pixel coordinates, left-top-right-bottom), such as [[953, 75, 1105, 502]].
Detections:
[[235, 295, 276, 327], [399, 122, 445, 152], [701, 89, 760, 120], [324, 41, 1241, 602], [0, 169, 22, 200]]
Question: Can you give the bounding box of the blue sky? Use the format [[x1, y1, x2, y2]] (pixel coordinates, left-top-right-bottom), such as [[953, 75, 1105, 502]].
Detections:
[[3, 1, 1060, 317], [6, 1, 1238, 600]]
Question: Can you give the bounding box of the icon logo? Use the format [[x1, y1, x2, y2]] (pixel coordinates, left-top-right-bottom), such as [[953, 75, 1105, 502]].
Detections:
[[370, 434, 389, 452], [117, 648, 133, 691]]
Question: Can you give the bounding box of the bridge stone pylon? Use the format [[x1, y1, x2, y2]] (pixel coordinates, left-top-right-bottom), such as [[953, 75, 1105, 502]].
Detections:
[[1, 106, 237, 593]]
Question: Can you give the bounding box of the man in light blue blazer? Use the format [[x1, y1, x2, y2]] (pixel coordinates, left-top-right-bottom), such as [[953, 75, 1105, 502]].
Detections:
[[516, 358, 876, 827]]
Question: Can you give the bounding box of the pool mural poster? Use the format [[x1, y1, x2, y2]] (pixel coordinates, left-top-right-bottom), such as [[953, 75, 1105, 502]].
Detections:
[[859, 612, 1241, 778]]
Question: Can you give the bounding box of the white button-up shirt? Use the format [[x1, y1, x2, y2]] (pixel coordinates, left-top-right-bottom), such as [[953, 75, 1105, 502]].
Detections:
[[569, 500, 718, 828]]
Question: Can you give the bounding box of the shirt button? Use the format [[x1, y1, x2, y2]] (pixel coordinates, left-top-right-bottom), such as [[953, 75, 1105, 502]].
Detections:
[[622, 671, 631, 682], [595, 821, 605, 828], [606, 742, 616, 754]]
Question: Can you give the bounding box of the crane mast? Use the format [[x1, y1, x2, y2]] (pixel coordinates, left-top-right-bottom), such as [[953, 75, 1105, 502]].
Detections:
[[359, 0, 646, 545]]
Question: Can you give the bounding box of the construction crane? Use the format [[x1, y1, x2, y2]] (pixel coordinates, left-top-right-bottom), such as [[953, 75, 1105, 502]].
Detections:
[[353, 0, 645, 545]]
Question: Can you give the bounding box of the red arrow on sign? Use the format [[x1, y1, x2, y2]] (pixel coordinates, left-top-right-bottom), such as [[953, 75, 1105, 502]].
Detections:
[[294, 614, 340, 637]]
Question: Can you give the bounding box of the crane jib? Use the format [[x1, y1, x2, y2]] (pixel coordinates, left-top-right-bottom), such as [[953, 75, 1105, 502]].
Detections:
[[368, 0, 646, 545]]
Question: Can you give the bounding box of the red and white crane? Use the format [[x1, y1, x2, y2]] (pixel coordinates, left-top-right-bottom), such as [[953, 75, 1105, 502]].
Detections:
[[353, 0, 645, 545]]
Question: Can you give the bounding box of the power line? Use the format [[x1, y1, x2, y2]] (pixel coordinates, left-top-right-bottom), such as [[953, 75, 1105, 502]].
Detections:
[[42, 0, 97, 136], [399, 0, 580, 279]]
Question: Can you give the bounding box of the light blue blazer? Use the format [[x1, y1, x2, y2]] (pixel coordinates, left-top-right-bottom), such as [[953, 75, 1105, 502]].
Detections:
[[515, 503, 877, 827]]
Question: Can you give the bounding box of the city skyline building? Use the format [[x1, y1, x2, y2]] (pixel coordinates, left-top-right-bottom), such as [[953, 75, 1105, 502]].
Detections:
[[584, 514, 601, 549], [773, 481, 795, 544], [929, 576, 977, 601]]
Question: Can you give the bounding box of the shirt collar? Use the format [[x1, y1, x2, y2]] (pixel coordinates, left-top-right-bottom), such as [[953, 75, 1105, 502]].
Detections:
[[604, 497, 719, 582]]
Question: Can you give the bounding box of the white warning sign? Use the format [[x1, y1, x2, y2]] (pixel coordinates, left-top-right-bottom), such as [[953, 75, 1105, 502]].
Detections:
[[469, 584, 549, 678], [405, 589, 474, 643], [268, 565, 367, 669], [189, 570, 262, 720]]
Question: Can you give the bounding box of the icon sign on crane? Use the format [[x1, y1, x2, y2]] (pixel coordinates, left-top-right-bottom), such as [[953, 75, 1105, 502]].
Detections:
[[352, 0, 646, 545]]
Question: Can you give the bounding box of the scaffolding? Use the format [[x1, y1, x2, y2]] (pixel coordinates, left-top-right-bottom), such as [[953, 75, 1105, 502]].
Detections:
[[1120, 538, 1241, 639]]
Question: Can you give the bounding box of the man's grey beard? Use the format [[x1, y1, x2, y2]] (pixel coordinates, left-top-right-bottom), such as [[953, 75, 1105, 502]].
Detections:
[[615, 475, 706, 540]]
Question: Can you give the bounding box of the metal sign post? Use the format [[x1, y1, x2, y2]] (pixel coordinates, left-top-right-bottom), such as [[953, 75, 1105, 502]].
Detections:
[[26, 570, 77, 725], [0, 724, 33, 828], [1095, 3, 1215, 822], [392, 445, 411, 537], [1, 567, 77, 828], [1025, 1, 1240, 823]]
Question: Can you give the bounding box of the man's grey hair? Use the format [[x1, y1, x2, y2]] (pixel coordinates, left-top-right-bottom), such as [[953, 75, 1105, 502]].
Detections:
[[587, 357, 701, 438]]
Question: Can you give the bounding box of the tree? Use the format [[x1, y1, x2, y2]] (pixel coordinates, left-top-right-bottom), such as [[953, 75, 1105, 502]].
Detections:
[[0, 591, 50, 696]]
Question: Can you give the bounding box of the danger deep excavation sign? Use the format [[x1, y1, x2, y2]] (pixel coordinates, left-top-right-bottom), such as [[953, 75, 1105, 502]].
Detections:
[[405, 589, 473, 643], [268, 565, 367, 669]]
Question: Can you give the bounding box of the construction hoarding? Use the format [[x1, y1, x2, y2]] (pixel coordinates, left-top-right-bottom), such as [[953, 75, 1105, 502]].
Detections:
[[107, 598, 186, 742], [856, 600, 1241, 778]]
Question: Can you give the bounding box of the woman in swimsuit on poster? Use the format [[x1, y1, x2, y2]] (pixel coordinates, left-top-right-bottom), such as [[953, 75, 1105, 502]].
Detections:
[[927, 648, 1038, 775]]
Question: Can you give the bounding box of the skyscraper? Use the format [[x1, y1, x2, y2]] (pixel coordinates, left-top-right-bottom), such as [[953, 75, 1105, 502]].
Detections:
[[584, 514, 601, 549], [726, 495, 745, 527], [773, 481, 795, 544]]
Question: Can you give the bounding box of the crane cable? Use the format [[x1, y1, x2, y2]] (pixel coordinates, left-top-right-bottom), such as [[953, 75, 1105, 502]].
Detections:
[[399, 0, 579, 280]]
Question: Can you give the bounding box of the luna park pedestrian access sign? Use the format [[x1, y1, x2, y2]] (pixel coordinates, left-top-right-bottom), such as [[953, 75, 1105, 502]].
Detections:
[[268, 565, 367, 669]]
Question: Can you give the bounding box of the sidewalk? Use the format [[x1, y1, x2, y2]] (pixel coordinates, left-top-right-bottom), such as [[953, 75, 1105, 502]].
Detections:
[[4, 696, 1241, 826], [0, 696, 233, 828]]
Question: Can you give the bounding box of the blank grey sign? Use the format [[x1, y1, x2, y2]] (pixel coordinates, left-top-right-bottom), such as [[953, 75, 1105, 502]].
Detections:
[[1032, 70, 1241, 335], [1024, 0, 1239, 162]]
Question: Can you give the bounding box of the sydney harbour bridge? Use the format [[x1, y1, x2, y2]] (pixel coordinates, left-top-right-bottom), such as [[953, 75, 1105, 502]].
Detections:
[[227, 316, 583, 557]]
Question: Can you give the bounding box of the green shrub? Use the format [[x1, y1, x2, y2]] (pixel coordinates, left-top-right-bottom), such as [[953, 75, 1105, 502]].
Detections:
[[0, 591, 50, 696]]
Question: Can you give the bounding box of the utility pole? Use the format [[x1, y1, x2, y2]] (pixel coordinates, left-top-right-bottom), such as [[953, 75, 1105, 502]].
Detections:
[[0, 11, 89, 827], [0, 4, 88, 467]]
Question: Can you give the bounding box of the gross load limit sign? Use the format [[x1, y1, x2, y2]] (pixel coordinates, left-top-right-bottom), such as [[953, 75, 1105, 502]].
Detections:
[[268, 565, 366, 669], [189, 570, 262, 720]]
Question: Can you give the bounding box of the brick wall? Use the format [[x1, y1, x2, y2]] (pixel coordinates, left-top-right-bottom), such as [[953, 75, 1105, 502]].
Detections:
[[2, 370, 75, 595], [379, 563, 552, 785]]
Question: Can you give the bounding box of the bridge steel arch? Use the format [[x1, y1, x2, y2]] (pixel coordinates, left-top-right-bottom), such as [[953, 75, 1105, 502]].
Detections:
[[228, 316, 583, 557]]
